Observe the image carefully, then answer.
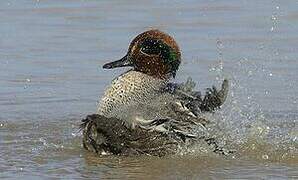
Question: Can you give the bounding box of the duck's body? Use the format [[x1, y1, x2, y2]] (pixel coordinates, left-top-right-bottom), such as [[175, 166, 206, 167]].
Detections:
[[82, 29, 231, 156]]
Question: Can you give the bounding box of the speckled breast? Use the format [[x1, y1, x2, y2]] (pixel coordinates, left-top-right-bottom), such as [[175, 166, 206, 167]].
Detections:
[[97, 70, 167, 119]]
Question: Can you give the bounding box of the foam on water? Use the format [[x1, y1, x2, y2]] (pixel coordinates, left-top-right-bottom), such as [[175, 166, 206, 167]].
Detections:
[[200, 54, 298, 163]]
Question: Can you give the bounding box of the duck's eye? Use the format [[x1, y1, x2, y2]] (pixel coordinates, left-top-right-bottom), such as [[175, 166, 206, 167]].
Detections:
[[140, 39, 162, 56]]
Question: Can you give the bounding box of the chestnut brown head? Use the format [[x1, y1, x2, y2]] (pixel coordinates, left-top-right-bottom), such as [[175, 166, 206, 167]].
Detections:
[[103, 30, 181, 79]]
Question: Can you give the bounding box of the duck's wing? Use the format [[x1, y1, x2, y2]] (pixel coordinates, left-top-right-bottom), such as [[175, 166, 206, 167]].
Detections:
[[200, 79, 229, 112], [141, 78, 229, 138], [166, 78, 229, 114], [138, 116, 208, 141]]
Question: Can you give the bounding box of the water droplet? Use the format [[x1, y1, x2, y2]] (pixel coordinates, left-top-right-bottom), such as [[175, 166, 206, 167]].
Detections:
[[248, 70, 253, 76], [271, 15, 277, 21], [251, 143, 256, 150], [262, 154, 269, 159], [259, 44, 264, 50], [39, 137, 47, 146], [216, 39, 224, 49], [274, 51, 279, 56], [210, 67, 216, 71], [101, 151, 107, 155]]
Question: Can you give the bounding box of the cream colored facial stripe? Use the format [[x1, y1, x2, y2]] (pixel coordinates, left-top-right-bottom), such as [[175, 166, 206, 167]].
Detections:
[[140, 47, 161, 57]]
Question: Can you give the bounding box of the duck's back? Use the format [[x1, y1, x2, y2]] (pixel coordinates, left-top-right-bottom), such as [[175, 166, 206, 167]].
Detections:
[[97, 70, 169, 121]]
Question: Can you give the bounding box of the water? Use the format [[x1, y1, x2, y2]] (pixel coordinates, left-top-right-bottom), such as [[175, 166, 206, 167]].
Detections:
[[0, 0, 297, 179]]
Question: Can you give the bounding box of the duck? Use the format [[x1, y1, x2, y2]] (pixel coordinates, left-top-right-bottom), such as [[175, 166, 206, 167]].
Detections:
[[81, 29, 231, 156]]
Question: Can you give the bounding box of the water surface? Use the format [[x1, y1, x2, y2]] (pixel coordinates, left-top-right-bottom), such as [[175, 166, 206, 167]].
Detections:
[[0, 0, 297, 179]]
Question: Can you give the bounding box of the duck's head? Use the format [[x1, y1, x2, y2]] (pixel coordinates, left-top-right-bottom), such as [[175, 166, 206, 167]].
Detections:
[[103, 29, 181, 79]]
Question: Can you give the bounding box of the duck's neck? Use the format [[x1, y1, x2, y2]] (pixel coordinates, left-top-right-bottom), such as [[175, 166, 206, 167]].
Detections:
[[132, 69, 173, 82]]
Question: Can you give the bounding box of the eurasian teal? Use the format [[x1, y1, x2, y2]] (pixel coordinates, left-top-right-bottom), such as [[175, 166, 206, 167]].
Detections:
[[82, 30, 230, 156], [96, 29, 227, 127], [96, 30, 181, 123]]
